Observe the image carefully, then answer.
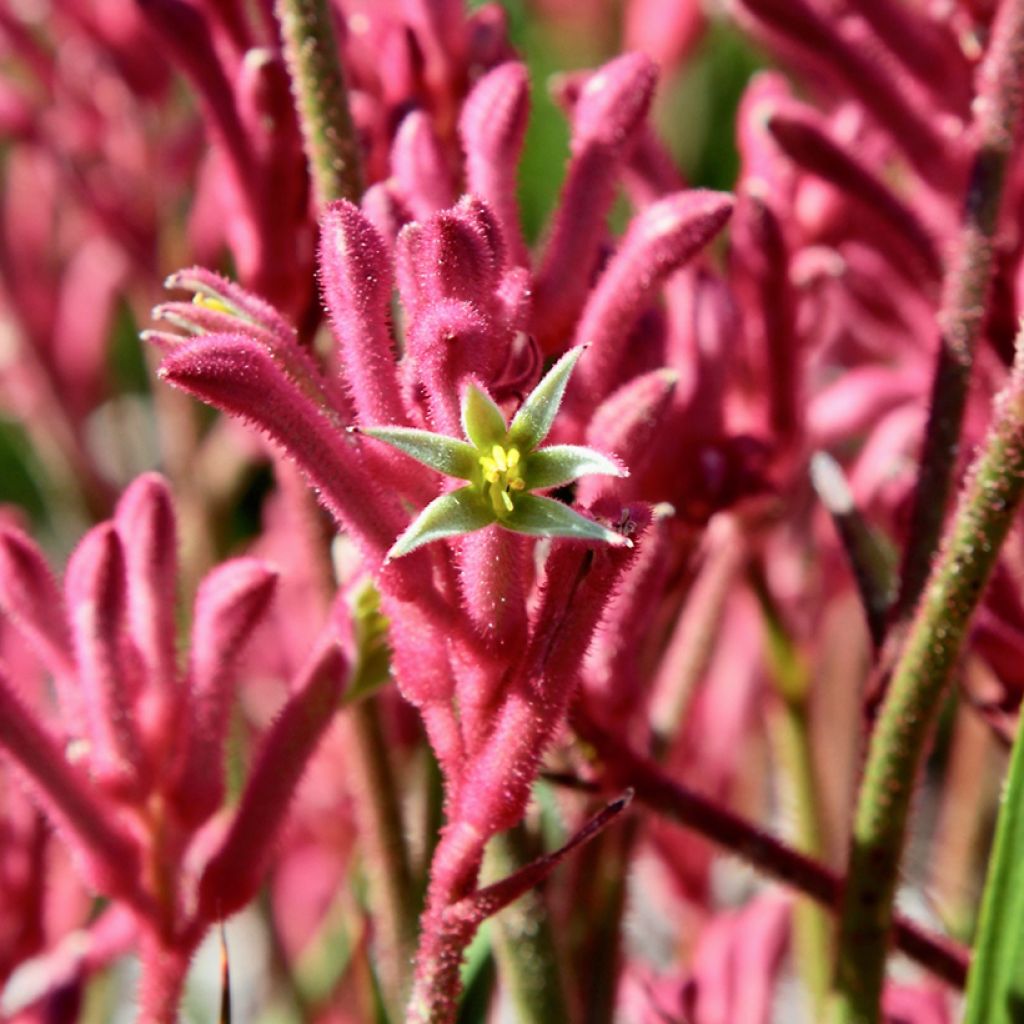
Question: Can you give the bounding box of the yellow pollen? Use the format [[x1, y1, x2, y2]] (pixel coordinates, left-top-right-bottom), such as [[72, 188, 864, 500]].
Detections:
[[192, 294, 234, 315], [478, 445, 524, 517]]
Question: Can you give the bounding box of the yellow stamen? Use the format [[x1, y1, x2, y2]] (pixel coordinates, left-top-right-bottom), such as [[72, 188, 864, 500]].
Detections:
[[478, 444, 525, 518], [193, 294, 234, 315]]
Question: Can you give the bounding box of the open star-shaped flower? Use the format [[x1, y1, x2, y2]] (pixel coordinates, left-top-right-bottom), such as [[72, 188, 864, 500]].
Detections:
[[360, 347, 630, 559]]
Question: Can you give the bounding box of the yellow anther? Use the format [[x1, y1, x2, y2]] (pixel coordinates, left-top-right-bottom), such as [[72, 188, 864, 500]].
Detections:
[[478, 444, 525, 518], [193, 293, 234, 315]]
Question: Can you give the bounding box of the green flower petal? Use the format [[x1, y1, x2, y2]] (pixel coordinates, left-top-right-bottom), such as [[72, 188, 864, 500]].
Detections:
[[361, 427, 479, 480], [523, 445, 627, 491], [501, 494, 631, 547], [462, 383, 508, 449], [508, 346, 585, 451], [387, 487, 495, 559]]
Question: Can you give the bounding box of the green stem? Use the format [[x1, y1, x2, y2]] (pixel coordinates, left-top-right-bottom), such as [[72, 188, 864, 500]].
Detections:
[[346, 696, 418, 1019], [771, 697, 832, 1008], [832, 323, 1024, 1022], [757, 573, 832, 1009], [275, 0, 363, 206], [894, 0, 1024, 621], [487, 823, 571, 1024]]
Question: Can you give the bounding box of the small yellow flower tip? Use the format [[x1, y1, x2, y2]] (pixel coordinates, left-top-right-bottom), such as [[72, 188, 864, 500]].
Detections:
[[192, 293, 235, 315]]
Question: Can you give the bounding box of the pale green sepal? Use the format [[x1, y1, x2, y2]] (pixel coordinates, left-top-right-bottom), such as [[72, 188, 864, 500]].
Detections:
[[508, 346, 586, 451], [388, 487, 494, 559], [524, 445, 627, 491], [362, 426, 479, 480], [462, 383, 508, 449], [502, 494, 631, 547]]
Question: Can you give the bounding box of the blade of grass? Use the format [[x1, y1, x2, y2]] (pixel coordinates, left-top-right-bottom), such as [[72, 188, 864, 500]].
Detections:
[[963, 701, 1024, 1022]]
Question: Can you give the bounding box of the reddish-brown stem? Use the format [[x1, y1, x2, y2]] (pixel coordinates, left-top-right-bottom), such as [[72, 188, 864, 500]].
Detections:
[[895, 0, 1024, 620], [572, 710, 969, 989]]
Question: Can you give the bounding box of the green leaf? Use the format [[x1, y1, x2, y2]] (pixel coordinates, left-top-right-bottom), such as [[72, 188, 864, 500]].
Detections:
[[524, 445, 626, 491], [361, 427, 479, 480], [388, 487, 495, 559], [502, 494, 630, 547], [508, 347, 585, 451], [462, 383, 508, 449], [342, 578, 392, 704], [963, 703, 1024, 1023]]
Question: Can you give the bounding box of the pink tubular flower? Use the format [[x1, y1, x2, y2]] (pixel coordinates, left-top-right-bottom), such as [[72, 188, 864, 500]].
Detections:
[[147, 41, 747, 1021], [0, 474, 345, 1021]]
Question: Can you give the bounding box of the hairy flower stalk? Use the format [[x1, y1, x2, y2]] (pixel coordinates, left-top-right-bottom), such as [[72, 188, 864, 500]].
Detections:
[[894, 0, 1024, 620], [833, 320, 1024, 1021], [275, 0, 363, 206], [148, 43, 734, 1011]]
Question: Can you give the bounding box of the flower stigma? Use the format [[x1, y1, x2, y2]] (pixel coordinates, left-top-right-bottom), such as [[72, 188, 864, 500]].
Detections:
[[479, 444, 526, 517]]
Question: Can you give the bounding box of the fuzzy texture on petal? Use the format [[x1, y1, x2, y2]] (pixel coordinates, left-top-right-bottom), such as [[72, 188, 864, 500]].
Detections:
[[523, 445, 627, 491], [0, 527, 77, 720], [456, 524, 528, 657], [197, 643, 345, 920], [583, 505, 675, 728], [0, 665, 145, 906], [388, 488, 495, 560], [509, 346, 586, 451], [461, 383, 508, 449], [459, 62, 530, 266], [459, 514, 644, 835], [570, 191, 734, 404], [391, 110, 458, 220], [170, 558, 277, 826], [579, 368, 679, 506], [65, 525, 147, 799], [319, 201, 408, 426], [533, 53, 658, 350], [359, 427, 480, 481], [159, 333, 403, 564], [164, 268, 295, 345], [114, 474, 179, 760]]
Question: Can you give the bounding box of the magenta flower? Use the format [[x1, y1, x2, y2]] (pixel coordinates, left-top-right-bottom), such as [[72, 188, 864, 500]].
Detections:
[[0, 474, 345, 1021], [144, 41, 738, 1019]]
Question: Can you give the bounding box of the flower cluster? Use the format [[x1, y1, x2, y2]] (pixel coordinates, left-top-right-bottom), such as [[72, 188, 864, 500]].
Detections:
[[0, 475, 344, 1017], [4, 0, 1024, 1022]]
